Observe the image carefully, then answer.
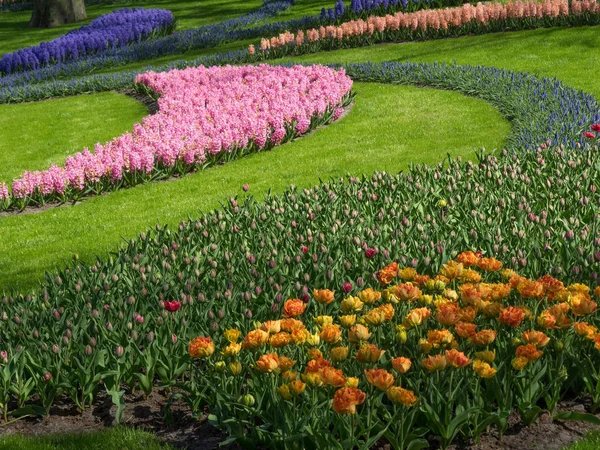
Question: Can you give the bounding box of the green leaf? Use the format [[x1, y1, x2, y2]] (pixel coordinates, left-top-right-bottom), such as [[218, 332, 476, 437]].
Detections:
[[554, 411, 600, 425]]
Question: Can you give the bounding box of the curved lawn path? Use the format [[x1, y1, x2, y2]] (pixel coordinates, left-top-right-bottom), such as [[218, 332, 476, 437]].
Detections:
[[0, 82, 508, 291]]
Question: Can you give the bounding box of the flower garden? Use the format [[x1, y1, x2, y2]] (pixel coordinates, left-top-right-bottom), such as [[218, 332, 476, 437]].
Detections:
[[1, 0, 600, 448]]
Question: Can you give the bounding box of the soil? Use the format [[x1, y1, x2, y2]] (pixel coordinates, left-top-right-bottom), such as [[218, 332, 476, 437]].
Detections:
[[1, 392, 598, 450]]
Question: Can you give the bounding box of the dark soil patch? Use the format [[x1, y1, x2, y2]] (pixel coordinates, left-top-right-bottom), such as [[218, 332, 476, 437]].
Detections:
[[1, 393, 598, 450]]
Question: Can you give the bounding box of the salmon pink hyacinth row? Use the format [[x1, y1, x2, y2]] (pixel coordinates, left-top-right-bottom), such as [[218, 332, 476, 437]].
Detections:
[[252, 0, 587, 52], [0, 64, 352, 210]]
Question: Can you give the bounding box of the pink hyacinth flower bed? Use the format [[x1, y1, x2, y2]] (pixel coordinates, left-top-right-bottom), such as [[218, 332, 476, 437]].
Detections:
[[0, 64, 353, 211]]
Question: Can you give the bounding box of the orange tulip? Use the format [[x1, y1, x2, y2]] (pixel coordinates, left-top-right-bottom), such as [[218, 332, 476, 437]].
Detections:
[[320, 324, 342, 344], [386, 386, 418, 406], [521, 330, 550, 348], [470, 330, 496, 346], [269, 332, 291, 348], [445, 349, 471, 368], [289, 379, 306, 396], [280, 318, 305, 332], [455, 321, 477, 339], [377, 262, 399, 285], [511, 356, 529, 371], [332, 387, 366, 414], [498, 306, 525, 328], [364, 368, 395, 391], [242, 329, 269, 349], [477, 257, 503, 272], [440, 260, 463, 280], [188, 336, 215, 358], [473, 359, 497, 378], [422, 354, 447, 372], [457, 251, 480, 267], [391, 356, 412, 374], [321, 366, 346, 387], [279, 355, 296, 372], [348, 324, 370, 342], [358, 288, 381, 304], [573, 322, 597, 340], [260, 320, 281, 334], [516, 344, 543, 362], [517, 279, 545, 299], [330, 346, 349, 362], [256, 353, 280, 373], [356, 344, 384, 363], [313, 288, 335, 305], [283, 299, 306, 317], [436, 302, 461, 326], [398, 267, 417, 281]]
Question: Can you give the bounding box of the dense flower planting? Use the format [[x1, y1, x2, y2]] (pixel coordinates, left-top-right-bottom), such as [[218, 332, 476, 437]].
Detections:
[[320, 0, 468, 23], [0, 253, 599, 448], [0, 8, 175, 75], [253, 0, 600, 58], [0, 0, 297, 87], [0, 64, 352, 210]]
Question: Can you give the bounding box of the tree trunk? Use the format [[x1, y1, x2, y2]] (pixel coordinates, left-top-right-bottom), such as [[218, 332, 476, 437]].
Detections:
[[29, 0, 87, 28]]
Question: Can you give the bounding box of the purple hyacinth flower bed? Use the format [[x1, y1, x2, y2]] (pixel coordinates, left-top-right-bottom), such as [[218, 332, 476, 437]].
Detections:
[[0, 8, 175, 75]]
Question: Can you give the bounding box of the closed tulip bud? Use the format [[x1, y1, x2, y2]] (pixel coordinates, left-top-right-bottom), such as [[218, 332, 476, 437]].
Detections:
[[115, 346, 124, 357], [105, 322, 113, 332], [43, 372, 52, 382], [171, 334, 177, 344], [62, 336, 69, 345], [215, 361, 226, 372], [239, 394, 255, 407], [52, 344, 59, 354], [229, 361, 242, 375], [396, 327, 407, 344], [85, 345, 93, 356], [89, 337, 97, 347]]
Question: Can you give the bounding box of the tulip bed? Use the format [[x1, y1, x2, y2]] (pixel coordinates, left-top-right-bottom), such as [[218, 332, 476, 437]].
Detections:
[[0, 8, 176, 75], [2, 246, 600, 448], [0, 64, 353, 210]]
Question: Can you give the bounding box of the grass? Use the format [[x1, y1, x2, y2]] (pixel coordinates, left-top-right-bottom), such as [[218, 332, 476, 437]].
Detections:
[[0, 427, 174, 450], [0, 82, 508, 291], [564, 431, 600, 450], [0, 92, 148, 181], [0, 0, 263, 55]]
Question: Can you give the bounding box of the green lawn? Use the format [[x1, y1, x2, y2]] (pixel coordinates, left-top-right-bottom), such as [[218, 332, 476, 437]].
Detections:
[[0, 0, 263, 55], [0, 82, 508, 291], [0, 92, 147, 181], [0, 428, 174, 450], [565, 431, 600, 450]]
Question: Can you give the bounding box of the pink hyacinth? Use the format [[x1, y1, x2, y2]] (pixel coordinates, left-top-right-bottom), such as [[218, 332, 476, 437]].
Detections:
[[2, 65, 352, 205]]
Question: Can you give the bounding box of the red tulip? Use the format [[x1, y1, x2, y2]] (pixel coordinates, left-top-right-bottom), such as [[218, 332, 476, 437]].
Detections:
[[365, 248, 377, 259], [591, 124, 600, 132], [301, 246, 309, 254], [584, 131, 596, 139], [164, 300, 181, 312]]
